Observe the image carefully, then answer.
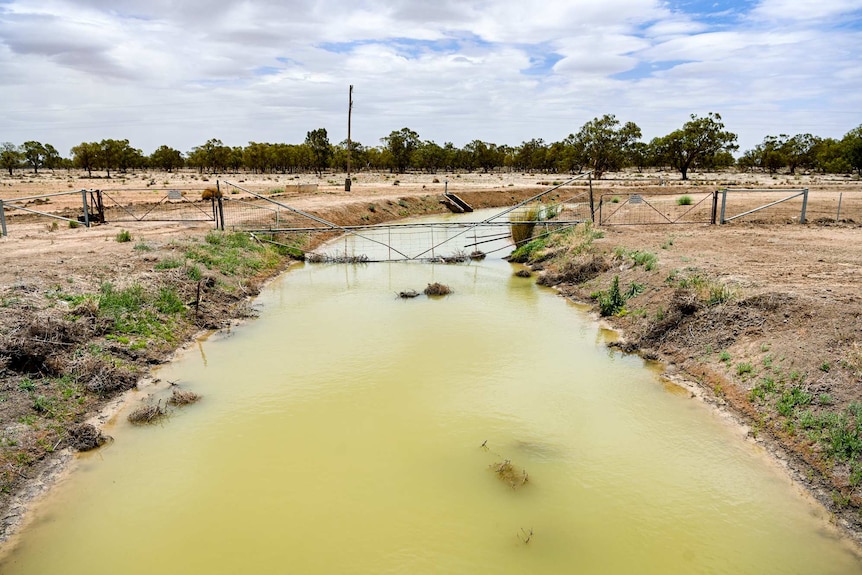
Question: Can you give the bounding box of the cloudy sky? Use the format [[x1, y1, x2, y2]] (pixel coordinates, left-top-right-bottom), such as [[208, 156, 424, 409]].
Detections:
[[1, 0, 860, 157]]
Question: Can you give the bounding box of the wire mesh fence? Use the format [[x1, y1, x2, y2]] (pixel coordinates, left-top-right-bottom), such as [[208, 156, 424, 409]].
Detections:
[[598, 191, 717, 225], [100, 188, 217, 223]]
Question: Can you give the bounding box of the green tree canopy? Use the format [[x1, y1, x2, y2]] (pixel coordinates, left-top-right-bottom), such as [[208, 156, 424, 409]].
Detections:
[[71, 142, 101, 177], [149, 145, 184, 172], [654, 113, 738, 180], [842, 125, 862, 176], [382, 128, 420, 173], [570, 114, 642, 179], [1, 142, 21, 176], [22, 141, 48, 174], [305, 128, 332, 176]]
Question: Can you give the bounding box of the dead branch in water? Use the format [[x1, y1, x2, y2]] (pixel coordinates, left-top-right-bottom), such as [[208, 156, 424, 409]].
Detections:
[[128, 400, 166, 424]]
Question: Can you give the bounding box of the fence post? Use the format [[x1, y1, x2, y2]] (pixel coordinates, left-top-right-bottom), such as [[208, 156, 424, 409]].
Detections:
[[217, 196, 225, 230], [588, 175, 595, 222], [719, 188, 728, 224], [81, 190, 90, 228], [800, 188, 808, 224], [598, 196, 603, 225], [837, 192, 843, 221], [0, 199, 6, 237], [711, 190, 719, 225]]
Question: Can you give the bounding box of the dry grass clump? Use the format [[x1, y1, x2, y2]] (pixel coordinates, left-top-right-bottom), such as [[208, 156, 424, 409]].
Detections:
[[469, 250, 486, 260], [515, 269, 532, 278], [128, 401, 166, 424], [67, 423, 110, 451], [424, 282, 452, 296], [167, 388, 201, 406], [492, 459, 529, 489], [201, 187, 222, 200], [508, 203, 543, 246]]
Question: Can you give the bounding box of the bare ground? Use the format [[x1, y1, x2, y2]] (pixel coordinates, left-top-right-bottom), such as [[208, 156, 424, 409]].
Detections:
[[1, 169, 861, 547]]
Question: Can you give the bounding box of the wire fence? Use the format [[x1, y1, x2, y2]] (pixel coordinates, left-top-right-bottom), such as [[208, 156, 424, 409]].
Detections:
[[597, 189, 862, 225]]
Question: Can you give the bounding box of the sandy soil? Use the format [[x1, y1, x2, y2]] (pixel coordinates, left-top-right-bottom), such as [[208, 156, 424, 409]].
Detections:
[[1, 168, 861, 548]]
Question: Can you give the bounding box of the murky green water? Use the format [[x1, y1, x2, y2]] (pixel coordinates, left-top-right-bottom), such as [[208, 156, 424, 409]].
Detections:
[[2, 224, 861, 574]]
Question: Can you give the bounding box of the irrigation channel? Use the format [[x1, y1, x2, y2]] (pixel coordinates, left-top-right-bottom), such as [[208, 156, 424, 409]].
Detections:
[[2, 211, 861, 574]]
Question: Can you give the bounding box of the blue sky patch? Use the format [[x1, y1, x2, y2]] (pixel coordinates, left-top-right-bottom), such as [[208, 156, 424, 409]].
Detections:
[[522, 52, 564, 76], [253, 66, 281, 77], [612, 59, 694, 81], [318, 34, 491, 59]]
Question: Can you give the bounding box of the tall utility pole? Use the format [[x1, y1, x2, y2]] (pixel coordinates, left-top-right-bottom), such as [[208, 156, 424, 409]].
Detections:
[[345, 85, 353, 192]]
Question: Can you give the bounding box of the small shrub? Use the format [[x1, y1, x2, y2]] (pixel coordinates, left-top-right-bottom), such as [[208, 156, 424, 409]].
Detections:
[[719, 351, 731, 362], [133, 242, 152, 252], [155, 287, 185, 315], [69, 220, 80, 229], [596, 276, 626, 317], [736, 362, 754, 376], [116, 229, 132, 243], [677, 195, 694, 205], [776, 386, 812, 416], [707, 283, 734, 305]]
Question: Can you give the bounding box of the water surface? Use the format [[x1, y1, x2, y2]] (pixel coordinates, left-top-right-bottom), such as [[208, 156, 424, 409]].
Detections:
[[1, 231, 860, 574]]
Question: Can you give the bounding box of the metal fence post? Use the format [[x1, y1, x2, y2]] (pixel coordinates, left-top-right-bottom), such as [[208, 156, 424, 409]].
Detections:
[[837, 192, 843, 221], [800, 188, 808, 224], [719, 188, 728, 224], [711, 190, 719, 224], [0, 199, 7, 237], [81, 190, 90, 227], [217, 196, 225, 230], [588, 175, 595, 222]]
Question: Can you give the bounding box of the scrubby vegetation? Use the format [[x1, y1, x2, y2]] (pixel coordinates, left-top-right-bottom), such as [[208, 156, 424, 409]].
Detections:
[[0, 231, 290, 500]]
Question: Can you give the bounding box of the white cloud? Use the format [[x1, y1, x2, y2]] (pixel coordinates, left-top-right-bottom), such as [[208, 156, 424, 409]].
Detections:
[[0, 0, 859, 156]]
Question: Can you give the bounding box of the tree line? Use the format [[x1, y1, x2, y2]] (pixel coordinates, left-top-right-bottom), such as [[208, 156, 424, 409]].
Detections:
[[2, 114, 861, 180]]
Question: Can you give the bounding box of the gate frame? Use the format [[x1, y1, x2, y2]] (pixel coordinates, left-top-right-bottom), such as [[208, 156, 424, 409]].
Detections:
[[598, 190, 718, 226], [719, 188, 808, 224], [0, 189, 102, 236]]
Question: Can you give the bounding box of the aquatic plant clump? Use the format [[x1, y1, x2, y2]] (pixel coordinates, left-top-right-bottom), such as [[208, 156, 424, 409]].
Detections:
[[127, 401, 166, 424], [168, 388, 201, 406], [492, 459, 529, 489], [424, 283, 452, 296]]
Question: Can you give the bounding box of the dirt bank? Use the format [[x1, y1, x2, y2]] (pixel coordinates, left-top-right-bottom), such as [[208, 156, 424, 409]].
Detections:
[[1, 169, 861, 548]]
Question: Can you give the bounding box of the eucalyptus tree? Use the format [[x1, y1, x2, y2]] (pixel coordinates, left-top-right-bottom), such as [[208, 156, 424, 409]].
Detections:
[[1, 142, 21, 175], [22, 141, 48, 174], [305, 128, 333, 176], [382, 128, 421, 173], [569, 114, 642, 178], [71, 142, 101, 177], [149, 145, 184, 172], [842, 125, 862, 175], [188, 139, 231, 173], [652, 113, 738, 180]]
